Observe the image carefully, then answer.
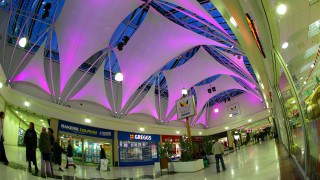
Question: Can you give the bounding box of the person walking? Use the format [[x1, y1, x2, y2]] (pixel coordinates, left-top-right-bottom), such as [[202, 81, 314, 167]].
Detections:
[[53, 137, 66, 172], [233, 139, 238, 151], [39, 127, 52, 177], [97, 145, 109, 171], [48, 128, 55, 175], [0, 111, 9, 165], [212, 137, 226, 173], [65, 140, 76, 169], [24, 122, 39, 173]]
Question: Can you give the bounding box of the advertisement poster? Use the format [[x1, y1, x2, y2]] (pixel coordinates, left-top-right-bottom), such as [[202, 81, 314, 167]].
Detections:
[[176, 96, 196, 120], [227, 102, 241, 116]]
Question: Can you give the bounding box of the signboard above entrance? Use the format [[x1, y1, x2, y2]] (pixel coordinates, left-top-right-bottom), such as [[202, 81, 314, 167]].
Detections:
[[58, 120, 114, 139]]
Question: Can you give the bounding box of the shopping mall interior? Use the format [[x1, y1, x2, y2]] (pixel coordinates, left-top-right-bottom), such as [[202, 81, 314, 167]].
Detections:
[[0, 0, 319, 179]]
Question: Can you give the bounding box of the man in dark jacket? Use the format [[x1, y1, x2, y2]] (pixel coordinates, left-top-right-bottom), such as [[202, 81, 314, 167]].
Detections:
[[48, 128, 55, 174], [97, 145, 109, 171], [24, 122, 39, 173], [0, 111, 9, 165], [53, 137, 66, 171]]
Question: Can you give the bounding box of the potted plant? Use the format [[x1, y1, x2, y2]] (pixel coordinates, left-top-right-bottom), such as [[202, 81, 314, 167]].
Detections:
[[179, 135, 193, 162], [158, 140, 173, 172]]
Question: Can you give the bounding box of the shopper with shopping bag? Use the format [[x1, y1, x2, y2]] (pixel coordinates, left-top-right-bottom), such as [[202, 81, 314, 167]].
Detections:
[[97, 145, 110, 171], [65, 140, 76, 169]]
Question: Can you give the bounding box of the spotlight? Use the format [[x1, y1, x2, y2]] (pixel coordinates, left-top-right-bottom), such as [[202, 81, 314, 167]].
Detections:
[[122, 36, 130, 45], [115, 72, 123, 82], [181, 88, 188, 95], [224, 99, 227, 103], [41, 3, 51, 19], [18, 37, 27, 47], [207, 89, 212, 93], [117, 42, 124, 51], [212, 87, 216, 92], [277, 4, 287, 15], [227, 97, 230, 101], [237, 55, 241, 59], [214, 108, 219, 113]]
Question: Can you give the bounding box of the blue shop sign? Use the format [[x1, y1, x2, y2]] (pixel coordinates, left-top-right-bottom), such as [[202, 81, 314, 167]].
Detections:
[[118, 131, 160, 142], [58, 120, 114, 139]]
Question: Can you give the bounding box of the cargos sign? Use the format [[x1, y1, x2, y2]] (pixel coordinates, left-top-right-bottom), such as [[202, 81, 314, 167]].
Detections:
[[58, 120, 114, 139]]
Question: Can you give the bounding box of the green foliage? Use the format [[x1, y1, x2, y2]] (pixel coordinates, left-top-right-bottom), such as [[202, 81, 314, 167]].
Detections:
[[179, 136, 193, 161], [203, 136, 213, 155], [158, 140, 174, 158]]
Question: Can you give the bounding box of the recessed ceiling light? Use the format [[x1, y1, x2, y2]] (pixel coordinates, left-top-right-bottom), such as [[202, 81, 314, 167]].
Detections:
[[225, 127, 229, 130], [0, 82, 3, 89], [304, 81, 307, 85], [15, 111, 18, 113], [85, 118, 91, 123], [229, 114, 233, 117], [248, 119, 252, 122], [282, 42, 288, 49], [277, 4, 287, 15], [260, 83, 264, 89], [300, 77, 303, 80], [18, 37, 27, 47], [40, 119, 43, 122], [311, 64, 315, 68], [176, 131, 180, 134], [214, 108, 219, 113], [199, 132, 202, 135], [230, 17, 237, 27], [24, 101, 30, 107], [139, 127, 145, 132]]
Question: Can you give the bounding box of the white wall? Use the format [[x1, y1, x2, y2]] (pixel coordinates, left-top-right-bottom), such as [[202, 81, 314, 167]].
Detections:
[[3, 108, 21, 146]]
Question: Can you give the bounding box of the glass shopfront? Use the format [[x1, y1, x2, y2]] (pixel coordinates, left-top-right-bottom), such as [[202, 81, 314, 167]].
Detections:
[[161, 135, 181, 159], [118, 131, 160, 166], [58, 120, 114, 166]]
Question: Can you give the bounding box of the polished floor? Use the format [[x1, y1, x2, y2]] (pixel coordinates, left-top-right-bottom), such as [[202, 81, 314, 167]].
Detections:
[[0, 140, 301, 179]]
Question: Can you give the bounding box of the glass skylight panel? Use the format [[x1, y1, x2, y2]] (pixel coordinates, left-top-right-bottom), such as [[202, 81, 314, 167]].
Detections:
[[304, 42, 320, 59], [308, 20, 320, 38]]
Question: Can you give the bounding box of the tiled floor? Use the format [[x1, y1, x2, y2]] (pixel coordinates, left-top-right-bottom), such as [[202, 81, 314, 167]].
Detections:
[[0, 140, 302, 179]]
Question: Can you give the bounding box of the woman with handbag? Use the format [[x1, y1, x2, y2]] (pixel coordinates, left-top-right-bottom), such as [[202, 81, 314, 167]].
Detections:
[[53, 137, 66, 171]]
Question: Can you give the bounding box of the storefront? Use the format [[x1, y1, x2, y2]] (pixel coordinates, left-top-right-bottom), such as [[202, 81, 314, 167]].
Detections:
[[58, 120, 114, 166], [192, 136, 205, 154], [118, 131, 160, 166], [161, 135, 181, 159]]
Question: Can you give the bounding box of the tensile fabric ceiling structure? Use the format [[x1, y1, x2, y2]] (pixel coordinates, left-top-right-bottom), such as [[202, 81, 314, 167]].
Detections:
[[0, 0, 261, 127]]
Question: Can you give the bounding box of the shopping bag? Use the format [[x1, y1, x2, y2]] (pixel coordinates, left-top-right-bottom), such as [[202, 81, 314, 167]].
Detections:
[[67, 157, 74, 166], [99, 159, 110, 171]]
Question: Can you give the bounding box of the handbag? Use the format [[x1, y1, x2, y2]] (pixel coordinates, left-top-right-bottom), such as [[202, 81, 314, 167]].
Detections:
[[99, 159, 110, 171], [67, 157, 74, 166]]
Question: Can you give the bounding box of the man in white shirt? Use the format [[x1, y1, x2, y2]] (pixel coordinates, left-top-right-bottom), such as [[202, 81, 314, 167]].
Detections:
[[0, 111, 9, 165], [212, 137, 226, 173]]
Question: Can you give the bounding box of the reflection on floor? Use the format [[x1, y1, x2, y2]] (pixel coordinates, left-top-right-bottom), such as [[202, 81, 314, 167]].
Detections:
[[0, 140, 302, 179]]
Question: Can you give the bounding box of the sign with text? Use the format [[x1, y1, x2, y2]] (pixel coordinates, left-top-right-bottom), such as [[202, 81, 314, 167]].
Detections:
[[176, 96, 196, 120], [118, 131, 160, 142], [58, 120, 114, 139], [227, 102, 241, 116]]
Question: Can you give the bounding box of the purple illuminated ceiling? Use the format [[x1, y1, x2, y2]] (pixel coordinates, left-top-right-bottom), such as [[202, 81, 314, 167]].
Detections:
[[129, 82, 158, 119], [55, 0, 142, 93], [70, 60, 111, 109], [163, 47, 255, 118], [13, 42, 51, 94], [115, 8, 226, 110], [164, 0, 229, 35]]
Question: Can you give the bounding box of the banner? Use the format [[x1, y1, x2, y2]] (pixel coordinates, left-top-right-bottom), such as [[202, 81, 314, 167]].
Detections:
[[58, 120, 114, 139], [176, 96, 196, 120], [227, 102, 241, 116]]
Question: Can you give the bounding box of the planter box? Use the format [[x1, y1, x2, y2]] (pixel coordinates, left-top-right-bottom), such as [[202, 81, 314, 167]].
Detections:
[[155, 159, 204, 173]]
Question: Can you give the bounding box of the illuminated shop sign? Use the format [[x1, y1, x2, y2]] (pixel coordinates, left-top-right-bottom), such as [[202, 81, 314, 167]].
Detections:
[[118, 131, 160, 142], [245, 13, 266, 58], [58, 120, 113, 139]]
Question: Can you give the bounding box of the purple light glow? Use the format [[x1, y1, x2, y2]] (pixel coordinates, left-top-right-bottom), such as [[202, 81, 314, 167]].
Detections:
[[129, 83, 158, 119], [55, 0, 142, 93], [13, 42, 51, 94], [116, 9, 224, 110], [163, 48, 255, 118]]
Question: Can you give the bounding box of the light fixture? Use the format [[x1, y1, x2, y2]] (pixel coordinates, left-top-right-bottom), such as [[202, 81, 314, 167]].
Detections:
[[292, 100, 296, 104], [115, 72, 123, 82], [225, 127, 229, 130], [248, 119, 252, 122], [229, 114, 233, 117], [0, 82, 2, 88], [260, 83, 264, 89], [15, 111, 18, 113], [230, 17, 237, 27], [24, 101, 30, 107], [276, 4, 287, 15], [214, 108, 219, 113], [20, 116, 23, 118], [199, 132, 202, 135], [84, 118, 91, 123], [311, 64, 315, 68], [18, 37, 27, 47], [181, 88, 188, 95], [139, 127, 145, 132], [300, 77, 303, 80], [40, 119, 44, 122], [176, 131, 180, 134], [304, 81, 307, 85], [282, 42, 288, 49]]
